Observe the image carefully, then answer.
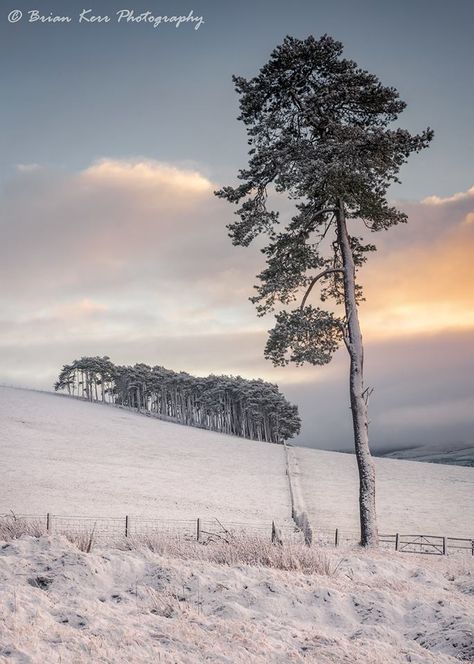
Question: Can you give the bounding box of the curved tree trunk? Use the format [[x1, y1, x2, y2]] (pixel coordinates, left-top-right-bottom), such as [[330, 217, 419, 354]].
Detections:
[[336, 198, 379, 547]]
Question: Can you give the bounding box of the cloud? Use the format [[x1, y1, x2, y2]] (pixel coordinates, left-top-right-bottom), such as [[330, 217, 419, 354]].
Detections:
[[422, 185, 474, 206], [0, 157, 257, 300], [1, 164, 473, 452], [359, 184, 474, 339], [284, 330, 474, 450], [82, 159, 213, 196], [16, 163, 41, 173], [377, 396, 474, 429], [51, 298, 108, 318]]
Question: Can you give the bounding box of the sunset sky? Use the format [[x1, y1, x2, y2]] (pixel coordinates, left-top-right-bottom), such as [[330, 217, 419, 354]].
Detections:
[[1, 0, 473, 451]]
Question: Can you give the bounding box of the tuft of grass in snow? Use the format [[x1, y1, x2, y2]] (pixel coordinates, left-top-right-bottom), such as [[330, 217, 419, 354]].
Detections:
[[0, 515, 98, 553], [64, 527, 96, 553], [120, 532, 339, 575], [0, 513, 45, 540]]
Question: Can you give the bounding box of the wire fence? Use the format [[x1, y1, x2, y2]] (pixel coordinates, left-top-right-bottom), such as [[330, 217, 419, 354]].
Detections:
[[1, 512, 472, 556], [0, 513, 304, 545], [311, 528, 474, 555]]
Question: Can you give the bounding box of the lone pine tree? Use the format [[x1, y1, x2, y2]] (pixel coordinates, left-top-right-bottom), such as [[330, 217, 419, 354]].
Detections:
[[216, 35, 433, 547]]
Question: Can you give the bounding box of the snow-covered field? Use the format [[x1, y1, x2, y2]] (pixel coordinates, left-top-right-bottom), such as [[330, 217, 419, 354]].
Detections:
[[1, 386, 474, 663], [0, 387, 290, 524], [294, 448, 474, 539], [0, 535, 473, 664], [1, 386, 473, 541]]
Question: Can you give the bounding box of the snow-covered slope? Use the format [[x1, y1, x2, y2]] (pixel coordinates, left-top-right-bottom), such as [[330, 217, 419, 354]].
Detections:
[[377, 442, 474, 467], [1, 535, 472, 664], [1, 386, 473, 540], [294, 447, 474, 539], [0, 387, 290, 524]]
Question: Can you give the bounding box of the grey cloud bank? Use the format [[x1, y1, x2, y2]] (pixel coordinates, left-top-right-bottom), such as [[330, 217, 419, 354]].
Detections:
[[1, 327, 473, 453], [1, 160, 473, 453]]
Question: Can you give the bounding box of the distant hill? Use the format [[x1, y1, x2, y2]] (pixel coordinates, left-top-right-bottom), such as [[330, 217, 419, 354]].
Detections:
[[375, 442, 474, 467]]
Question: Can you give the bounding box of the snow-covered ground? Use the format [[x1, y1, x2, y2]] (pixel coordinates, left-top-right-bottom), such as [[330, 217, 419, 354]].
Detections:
[[1, 386, 473, 663], [0, 387, 290, 525], [1, 386, 473, 541], [0, 535, 473, 663], [294, 448, 474, 539]]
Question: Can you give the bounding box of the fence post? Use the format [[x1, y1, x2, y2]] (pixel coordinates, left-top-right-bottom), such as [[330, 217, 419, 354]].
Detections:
[[335, 528, 339, 547], [271, 521, 283, 546], [125, 515, 129, 538], [442, 536, 446, 555], [395, 533, 399, 551], [46, 513, 52, 533], [196, 518, 201, 542], [301, 513, 312, 546]]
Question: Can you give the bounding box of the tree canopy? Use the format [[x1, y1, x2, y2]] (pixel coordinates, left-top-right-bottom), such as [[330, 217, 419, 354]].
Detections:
[[217, 34, 433, 366], [55, 356, 300, 444], [216, 34, 433, 546]]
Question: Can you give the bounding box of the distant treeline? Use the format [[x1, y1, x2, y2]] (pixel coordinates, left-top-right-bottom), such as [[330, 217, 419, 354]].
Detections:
[[54, 356, 301, 444]]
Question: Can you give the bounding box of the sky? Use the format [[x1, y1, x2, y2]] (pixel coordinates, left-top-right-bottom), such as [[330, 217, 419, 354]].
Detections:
[[0, 0, 473, 451]]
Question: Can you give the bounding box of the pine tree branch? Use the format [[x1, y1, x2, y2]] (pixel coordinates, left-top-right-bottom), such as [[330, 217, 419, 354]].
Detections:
[[362, 386, 374, 405], [300, 268, 345, 310], [341, 330, 351, 352], [312, 207, 337, 218], [301, 208, 337, 235]]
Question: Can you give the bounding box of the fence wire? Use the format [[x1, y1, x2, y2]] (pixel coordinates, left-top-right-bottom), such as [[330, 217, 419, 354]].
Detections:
[[1, 513, 472, 555]]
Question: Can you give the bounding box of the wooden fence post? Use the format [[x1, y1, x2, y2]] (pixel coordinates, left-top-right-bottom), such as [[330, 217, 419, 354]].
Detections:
[[46, 513, 51, 533], [125, 515, 129, 538], [271, 521, 283, 545], [301, 513, 312, 546], [335, 528, 339, 547], [442, 536, 446, 555], [395, 533, 399, 551], [196, 518, 201, 542]]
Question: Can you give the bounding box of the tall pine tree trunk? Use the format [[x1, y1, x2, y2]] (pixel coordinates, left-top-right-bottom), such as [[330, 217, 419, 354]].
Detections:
[[336, 198, 379, 547]]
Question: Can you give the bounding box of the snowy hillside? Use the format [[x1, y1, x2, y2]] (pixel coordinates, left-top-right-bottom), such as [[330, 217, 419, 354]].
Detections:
[[295, 447, 474, 539], [1, 386, 473, 541], [0, 387, 290, 524], [1, 386, 474, 663], [377, 442, 474, 468]]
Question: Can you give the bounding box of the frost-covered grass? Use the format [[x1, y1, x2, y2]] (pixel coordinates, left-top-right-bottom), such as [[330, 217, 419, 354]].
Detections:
[[0, 515, 45, 540], [122, 534, 339, 575], [0, 535, 473, 663], [0, 515, 331, 574]]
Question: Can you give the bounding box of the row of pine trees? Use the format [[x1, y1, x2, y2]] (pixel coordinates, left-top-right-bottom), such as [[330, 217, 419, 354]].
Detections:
[[54, 356, 301, 443]]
